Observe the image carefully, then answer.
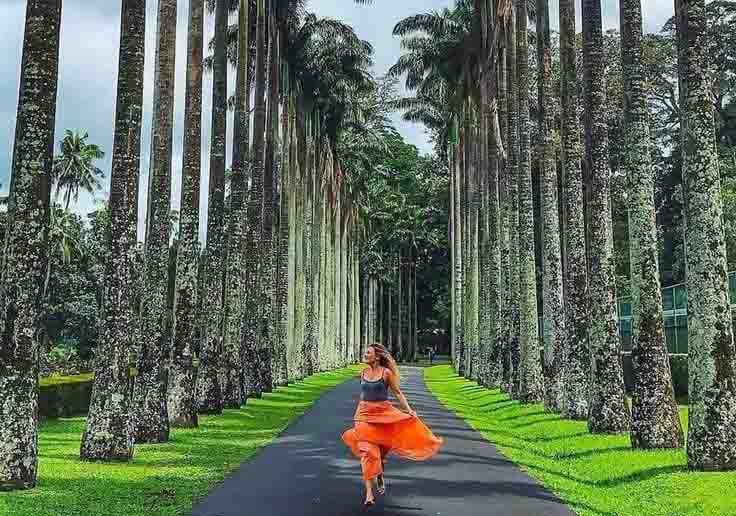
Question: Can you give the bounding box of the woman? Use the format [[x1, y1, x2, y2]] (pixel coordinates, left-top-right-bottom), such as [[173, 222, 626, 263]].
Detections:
[[342, 343, 443, 506]]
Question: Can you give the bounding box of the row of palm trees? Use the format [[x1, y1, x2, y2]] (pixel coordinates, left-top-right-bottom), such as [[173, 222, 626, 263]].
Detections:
[[0, 0, 380, 490], [394, 0, 736, 471]]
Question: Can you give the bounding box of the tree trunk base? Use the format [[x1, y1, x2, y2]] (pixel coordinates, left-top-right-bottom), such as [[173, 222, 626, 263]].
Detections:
[[167, 359, 198, 428], [133, 368, 170, 444]]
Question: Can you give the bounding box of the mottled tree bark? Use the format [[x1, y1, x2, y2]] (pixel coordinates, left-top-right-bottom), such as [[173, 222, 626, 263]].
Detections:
[[453, 135, 464, 374], [257, 3, 279, 392], [0, 0, 61, 488], [241, 0, 268, 399], [196, 0, 227, 414], [620, 0, 683, 449], [169, 0, 204, 427], [537, 0, 564, 413], [498, 34, 512, 392], [582, 0, 630, 433], [559, 0, 589, 420], [222, 0, 251, 407], [486, 84, 503, 387], [506, 12, 522, 399], [516, 0, 544, 403], [310, 122, 323, 372], [82, 0, 145, 458], [293, 132, 307, 376], [132, 0, 178, 443], [677, 0, 736, 471], [276, 91, 293, 384], [302, 108, 316, 378]]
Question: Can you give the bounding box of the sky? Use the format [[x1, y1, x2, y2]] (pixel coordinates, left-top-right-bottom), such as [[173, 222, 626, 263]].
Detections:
[[0, 0, 675, 241]]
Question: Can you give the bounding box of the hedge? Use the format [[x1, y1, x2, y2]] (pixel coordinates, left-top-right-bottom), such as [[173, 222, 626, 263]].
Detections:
[[621, 353, 688, 398], [39, 373, 95, 418]]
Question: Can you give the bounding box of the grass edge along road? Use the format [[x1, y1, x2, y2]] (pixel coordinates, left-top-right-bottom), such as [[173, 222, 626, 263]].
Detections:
[[424, 365, 736, 516], [0, 365, 362, 516]]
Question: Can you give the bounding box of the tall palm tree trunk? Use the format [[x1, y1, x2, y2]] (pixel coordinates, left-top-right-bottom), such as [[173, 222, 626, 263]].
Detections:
[[81, 0, 142, 462], [257, 0, 279, 392], [537, 0, 564, 412], [241, 0, 268, 398], [449, 140, 457, 364], [310, 118, 323, 372], [621, 0, 683, 449], [485, 0, 502, 387], [133, 0, 178, 442], [453, 129, 464, 373], [222, 0, 252, 407], [293, 133, 307, 376], [196, 0, 227, 414], [516, 0, 543, 403], [285, 111, 298, 378], [277, 90, 293, 383], [302, 109, 316, 376], [559, 0, 589, 420], [506, 12, 522, 398], [676, 0, 736, 471], [169, 0, 204, 427], [582, 0, 630, 433], [497, 27, 512, 392], [1, 0, 61, 487]]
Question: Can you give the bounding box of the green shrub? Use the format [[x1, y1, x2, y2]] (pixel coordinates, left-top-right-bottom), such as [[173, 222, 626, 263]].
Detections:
[[622, 353, 688, 398], [38, 373, 94, 418]]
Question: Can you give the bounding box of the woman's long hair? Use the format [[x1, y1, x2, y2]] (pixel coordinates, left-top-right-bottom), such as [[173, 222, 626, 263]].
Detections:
[[369, 343, 400, 383]]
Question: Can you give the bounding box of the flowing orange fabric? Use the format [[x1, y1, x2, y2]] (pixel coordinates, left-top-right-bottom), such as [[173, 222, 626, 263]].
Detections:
[[342, 400, 443, 480]]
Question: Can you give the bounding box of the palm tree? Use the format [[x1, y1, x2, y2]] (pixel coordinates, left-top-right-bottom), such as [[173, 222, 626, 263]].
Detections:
[[0, 0, 61, 488], [53, 130, 105, 211], [558, 0, 589, 420], [197, 0, 228, 414], [515, 0, 543, 403], [256, 0, 280, 392], [620, 0, 683, 449], [133, 0, 178, 443], [81, 0, 145, 461], [169, 0, 204, 428], [240, 0, 268, 398], [676, 0, 736, 471], [582, 0, 630, 434], [505, 8, 522, 398], [222, 0, 250, 408], [536, 0, 564, 412]]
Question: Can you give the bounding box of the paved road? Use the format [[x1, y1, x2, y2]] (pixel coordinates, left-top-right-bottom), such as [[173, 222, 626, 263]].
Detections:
[[191, 367, 574, 516]]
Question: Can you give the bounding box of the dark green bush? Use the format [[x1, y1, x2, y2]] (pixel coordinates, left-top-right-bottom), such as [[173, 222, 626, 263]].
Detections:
[[39, 374, 94, 418], [621, 353, 688, 398]]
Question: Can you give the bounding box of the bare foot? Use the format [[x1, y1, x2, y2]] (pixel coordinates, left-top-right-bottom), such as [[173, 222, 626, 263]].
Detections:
[[377, 475, 385, 495]]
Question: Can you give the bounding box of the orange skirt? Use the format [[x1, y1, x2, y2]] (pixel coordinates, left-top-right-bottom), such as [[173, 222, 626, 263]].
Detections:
[[342, 401, 443, 480]]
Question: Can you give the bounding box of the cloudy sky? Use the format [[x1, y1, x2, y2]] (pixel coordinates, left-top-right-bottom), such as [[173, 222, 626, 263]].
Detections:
[[0, 0, 674, 240]]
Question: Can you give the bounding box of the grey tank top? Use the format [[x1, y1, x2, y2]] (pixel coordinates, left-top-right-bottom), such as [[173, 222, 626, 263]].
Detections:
[[361, 369, 389, 402]]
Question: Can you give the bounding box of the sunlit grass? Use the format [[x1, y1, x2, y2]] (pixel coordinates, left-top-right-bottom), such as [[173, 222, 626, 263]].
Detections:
[[1, 365, 361, 516], [425, 365, 736, 516]]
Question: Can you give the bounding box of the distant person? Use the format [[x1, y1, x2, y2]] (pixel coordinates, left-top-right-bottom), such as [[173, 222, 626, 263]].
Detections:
[[427, 344, 435, 365], [342, 343, 443, 507]]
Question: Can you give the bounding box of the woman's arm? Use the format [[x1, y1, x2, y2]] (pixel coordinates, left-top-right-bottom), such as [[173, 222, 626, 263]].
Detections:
[[386, 371, 416, 416]]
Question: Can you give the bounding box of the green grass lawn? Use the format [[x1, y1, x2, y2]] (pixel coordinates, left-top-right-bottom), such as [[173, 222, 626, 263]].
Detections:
[[1, 365, 361, 516], [425, 365, 736, 516]]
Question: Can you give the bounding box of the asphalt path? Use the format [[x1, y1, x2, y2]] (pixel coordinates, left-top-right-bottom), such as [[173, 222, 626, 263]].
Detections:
[[191, 367, 574, 516]]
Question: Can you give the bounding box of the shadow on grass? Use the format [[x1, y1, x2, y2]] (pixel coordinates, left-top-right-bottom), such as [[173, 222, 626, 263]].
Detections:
[[423, 365, 713, 516], [4, 366, 361, 516]]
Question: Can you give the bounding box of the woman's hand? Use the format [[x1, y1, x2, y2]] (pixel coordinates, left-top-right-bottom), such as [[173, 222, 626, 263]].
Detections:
[[407, 408, 417, 417]]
